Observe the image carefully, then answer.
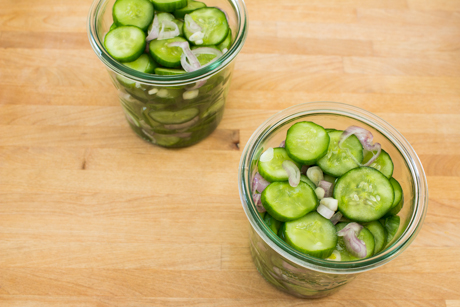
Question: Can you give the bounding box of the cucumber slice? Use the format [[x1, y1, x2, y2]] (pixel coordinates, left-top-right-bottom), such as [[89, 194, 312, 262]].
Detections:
[[387, 178, 404, 216], [105, 26, 146, 62], [363, 149, 394, 178], [155, 68, 186, 75], [336, 222, 375, 260], [217, 28, 232, 51], [123, 53, 158, 73], [300, 175, 316, 191], [202, 99, 224, 118], [109, 23, 118, 31], [150, 0, 187, 12], [278, 223, 286, 241], [149, 36, 188, 67], [184, 8, 229, 46], [317, 130, 364, 177], [363, 220, 387, 254], [149, 108, 199, 124], [258, 148, 301, 182], [264, 213, 282, 234], [259, 211, 266, 219], [113, 0, 154, 31], [333, 167, 394, 223], [285, 121, 330, 165], [174, 19, 184, 36], [261, 181, 317, 222], [284, 212, 338, 258], [380, 215, 400, 245], [154, 134, 182, 146], [173, 0, 207, 19], [192, 45, 220, 65]]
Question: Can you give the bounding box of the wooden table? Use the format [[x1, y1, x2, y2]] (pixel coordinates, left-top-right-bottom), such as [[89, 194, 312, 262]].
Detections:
[[1, 0, 459, 306]]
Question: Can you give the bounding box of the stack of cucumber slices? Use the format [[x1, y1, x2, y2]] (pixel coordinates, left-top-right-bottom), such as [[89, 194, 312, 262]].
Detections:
[[105, 0, 232, 75], [253, 122, 403, 261]]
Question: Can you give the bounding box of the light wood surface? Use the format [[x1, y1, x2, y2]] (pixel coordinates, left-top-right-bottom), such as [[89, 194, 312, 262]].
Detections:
[[1, 0, 460, 306]]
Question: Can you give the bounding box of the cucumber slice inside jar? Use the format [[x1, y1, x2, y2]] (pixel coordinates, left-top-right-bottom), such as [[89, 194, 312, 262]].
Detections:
[[380, 215, 400, 246], [316, 130, 364, 177], [363, 149, 394, 178], [149, 36, 188, 67], [184, 8, 229, 46], [173, 0, 207, 19], [261, 181, 317, 222], [300, 175, 316, 191], [217, 28, 232, 52], [363, 220, 387, 254], [123, 53, 158, 73], [105, 26, 146, 62], [258, 148, 301, 182], [112, 0, 154, 31], [264, 213, 282, 234], [335, 222, 375, 260], [154, 68, 186, 75], [150, 0, 187, 12], [284, 212, 338, 259], [333, 167, 394, 223], [149, 108, 199, 125], [285, 121, 330, 165], [387, 178, 404, 216]]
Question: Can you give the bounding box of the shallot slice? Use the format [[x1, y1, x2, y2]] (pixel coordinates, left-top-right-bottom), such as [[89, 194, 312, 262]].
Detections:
[[317, 204, 334, 219], [146, 14, 160, 42], [337, 222, 367, 258], [329, 212, 342, 225], [192, 47, 223, 67], [168, 41, 201, 72], [184, 14, 204, 44], [158, 20, 180, 40], [318, 180, 333, 197], [339, 126, 382, 166], [259, 147, 274, 162], [279, 140, 285, 148], [253, 193, 266, 212], [282, 160, 300, 188], [252, 172, 270, 193]]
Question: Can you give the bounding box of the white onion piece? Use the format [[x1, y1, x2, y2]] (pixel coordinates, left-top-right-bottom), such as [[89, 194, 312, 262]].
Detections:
[[329, 212, 342, 225], [188, 79, 207, 90], [315, 187, 325, 200], [279, 140, 285, 148], [320, 197, 338, 211], [185, 14, 202, 32], [189, 31, 204, 41], [183, 89, 199, 100], [337, 222, 367, 258], [192, 47, 223, 67], [307, 166, 323, 186], [259, 147, 274, 162], [253, 172, 270, 193], [146, 14, 160, 42], [318, 180, 333, 197], [339, 126, 382, 166], [158, 20, 180, 40], [282, 160, 300, 188], [317, 204, 334, 219]]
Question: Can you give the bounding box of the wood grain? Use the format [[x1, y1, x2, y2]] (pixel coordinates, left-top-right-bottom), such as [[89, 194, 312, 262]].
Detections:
[[1, 0, 459, 306]]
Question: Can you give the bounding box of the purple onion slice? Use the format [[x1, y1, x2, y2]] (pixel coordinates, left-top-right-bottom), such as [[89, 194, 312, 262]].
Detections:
[[339, 126, 382, 166], [337, 222, 367, 258]]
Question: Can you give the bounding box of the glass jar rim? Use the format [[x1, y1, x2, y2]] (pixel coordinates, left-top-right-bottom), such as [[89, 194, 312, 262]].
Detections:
[[87, 0, 248, 86], [238, 101, 428, 274]]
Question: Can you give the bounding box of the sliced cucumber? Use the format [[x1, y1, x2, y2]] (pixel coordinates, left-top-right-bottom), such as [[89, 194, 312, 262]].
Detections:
[[278, 223, 286, 241], [149, 108, 199, 124], [149, 36, 188, 67], [258, 148, 301, 182], [150, 0, 187, 12], [264, 213, 282, 234], [363, 149, 394, 178], [154, 134, 182, 146], [333, 167, 394, 223], [363, 220, 387, 254], [317, 130, 364, 177], [387, 178, 404, 216], [155, 68, 186, 75], [123, 53, 158, 73], [192, 45, 221, 65], [380, 215, 400, 246], [300, 175, 316, 191], [285, 121, 330, 165], [113, 0, 154, 31], [105, 26, 146, 62], [261, 181, 317, 222], [217, 28, 232, 51], [284, 212, 338, 258], [173, 0, 207, 19], [259, 211, 266, 219], [184, 8, 229, 46], [109, 23, 118, 31], [202, 99, 224, 118], [336, 222, 375, 260]]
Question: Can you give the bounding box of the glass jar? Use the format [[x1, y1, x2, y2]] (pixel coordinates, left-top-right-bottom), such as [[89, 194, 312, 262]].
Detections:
[[238, 102, 428, 298], [87, 0, 248, 147]]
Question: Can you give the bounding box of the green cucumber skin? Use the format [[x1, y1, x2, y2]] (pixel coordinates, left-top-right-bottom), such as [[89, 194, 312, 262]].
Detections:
[[333, 167, 394, 223], [150, 0, 187, 12], [363, 149, 394, 179], [264, 213, 282, 234], [300, 175, 316, 191], [261, 181, 317, 222], [113, 0, 155, 31], [154, 68, 186, 75], [258, 148, 301, 182], [104, 26, 146, 62], [173, 0, 207, 19], [285, 121, 330, 165], [380, 215, 400, 246], [386, 177, 404, 216], [363, 220, 387, 254]]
